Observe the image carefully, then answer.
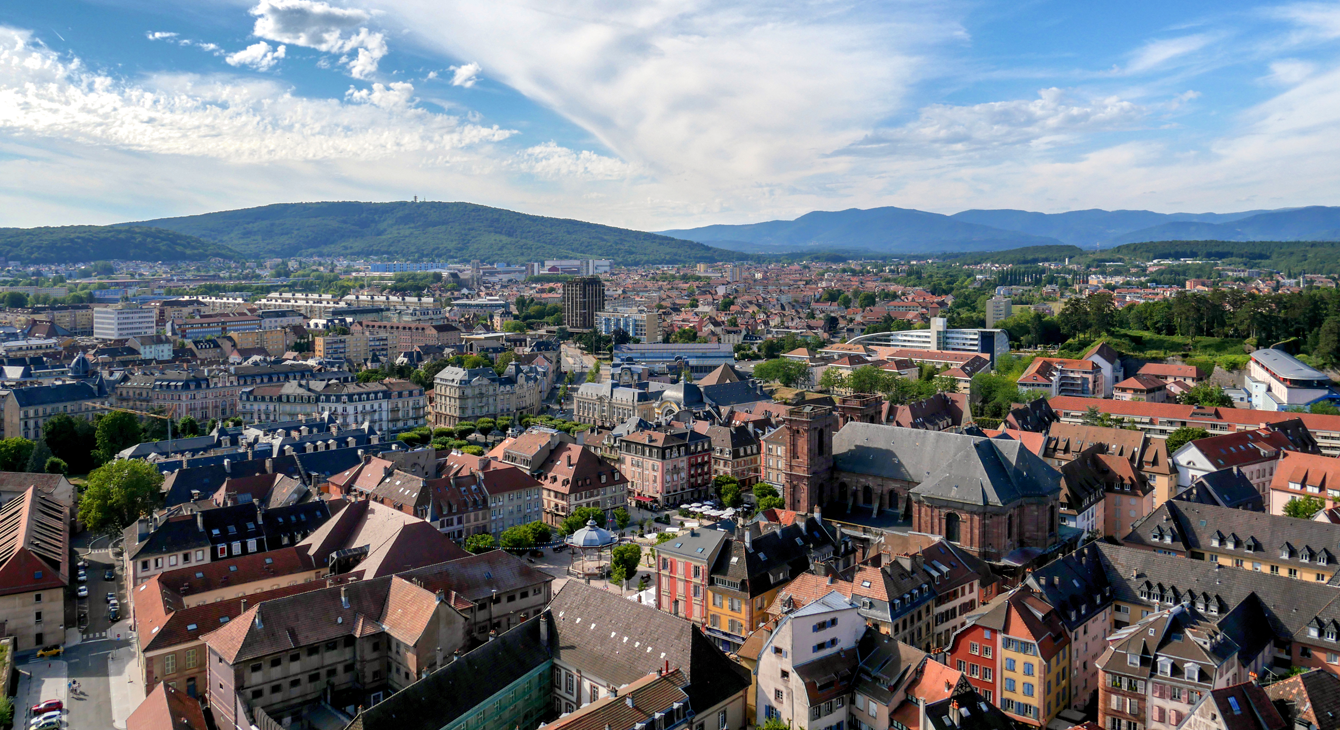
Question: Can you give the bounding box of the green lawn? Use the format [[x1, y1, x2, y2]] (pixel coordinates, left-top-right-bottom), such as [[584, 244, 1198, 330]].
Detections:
[[1061, 330, 1250, 371]]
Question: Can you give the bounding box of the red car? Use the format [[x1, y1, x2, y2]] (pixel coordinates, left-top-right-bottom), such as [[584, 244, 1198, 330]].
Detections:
[[30, 699, 62, 714]]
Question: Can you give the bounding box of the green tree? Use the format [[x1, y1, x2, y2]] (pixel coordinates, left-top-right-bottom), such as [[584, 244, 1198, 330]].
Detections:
[[0, 437, 35, 472], [561, 506, 607, 535], [206, 418, 219, 434], [753, 483, 784, 511], [721, 482, 742, 508], [613, 507, 631, 530], [461, 445, 485, 456], [25, 439, 52, 473], [590, 359, 602, 381], [752, 358, 810, 388], [494, 351, 516, 376], [524, 520, 553, 546], [655, 531, 679, 544], [1178, 382, 1233, 408], [454, 423, 476, 439], [502, 320, 528, 333], [1284, 495, 1325, 520], [177, 416, 200, 437], [759, 717, 791, 730], [818, 368, 848, 392], [1166, 426, 1210, 454], [95, 411, 142, 462], [610, 543, 642, 586], [500, 526, 534, 550], [464, 533, 496, 554], [44, 457, 68, 475], [78, 459, 163, 535], [1317, 317, 1340, 367], [2, 291, 28, 308]]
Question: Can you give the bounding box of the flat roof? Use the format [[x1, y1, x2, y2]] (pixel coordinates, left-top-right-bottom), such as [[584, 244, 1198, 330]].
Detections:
[[1252, 348, 1329, 381]]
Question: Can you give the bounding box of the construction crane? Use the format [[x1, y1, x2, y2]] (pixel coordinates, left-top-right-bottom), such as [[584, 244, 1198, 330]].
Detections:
[[89, 402, 181, 454]]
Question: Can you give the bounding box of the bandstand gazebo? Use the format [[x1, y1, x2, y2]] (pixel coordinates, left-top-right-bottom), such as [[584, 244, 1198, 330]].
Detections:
[[565, 519, 618, 581]]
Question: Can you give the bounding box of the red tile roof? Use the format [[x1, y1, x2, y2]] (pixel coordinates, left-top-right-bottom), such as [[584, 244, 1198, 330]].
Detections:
[[0, 487, 68, 597], [128, 682, 209, 730]]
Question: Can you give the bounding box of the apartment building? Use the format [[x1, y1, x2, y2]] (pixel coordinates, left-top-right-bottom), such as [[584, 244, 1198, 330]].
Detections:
[[93, 304, 156, 340], [754, 591, 865, 729], [431, 365, 546, 428], [619, 425, 713, 509], [595, 308, 660, 342], [443, 451, 544, 538], [1017, 357, 1104, 398], [1171, 420, 1318, 492], [238, 379, 426, 434], [172, 314, 263, 340], [4, 380, 108, 441], [1123, 500, 1340, 582], [694, 422, 762, 488], [203, 576, 470, 730], [946, 587, 1070, 727], [314, 330, 391, 365], [357, 321, 462, 353], [1048, 397, 1340, 457], [1267, 451, 1340, 515], [0, 487, 68, 650], [497, 436, 625, 528], [657, 527, 730, 624]]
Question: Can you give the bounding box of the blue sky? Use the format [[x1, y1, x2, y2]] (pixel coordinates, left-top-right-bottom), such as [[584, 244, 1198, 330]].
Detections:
[[2, 0, 1340, 230]]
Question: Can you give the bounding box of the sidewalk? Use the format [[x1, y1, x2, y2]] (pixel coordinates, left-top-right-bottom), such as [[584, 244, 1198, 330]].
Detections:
[[108, 645, 144, 730], [14, 658, 68, 729]]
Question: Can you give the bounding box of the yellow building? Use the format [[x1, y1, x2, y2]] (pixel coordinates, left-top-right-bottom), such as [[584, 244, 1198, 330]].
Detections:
[[995, 589, 1071, 727]]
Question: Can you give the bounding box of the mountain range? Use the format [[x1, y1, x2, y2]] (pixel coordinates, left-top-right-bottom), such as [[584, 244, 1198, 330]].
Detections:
[[659, 205, 1340, 254], [4, 200, 1340, 266], [122, 201, 736, 267]]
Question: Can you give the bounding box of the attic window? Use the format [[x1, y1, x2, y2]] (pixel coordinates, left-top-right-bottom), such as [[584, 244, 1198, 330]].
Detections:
[[211, 529, 220, 536], [195, 572, 205, 578], [265, 558, 273, 564], [220, 616, 230, 623], [861, 580, 872, 588], [33, 571, 42, 580], [187, 623, 198, 631], [229, 566, 238, 572]]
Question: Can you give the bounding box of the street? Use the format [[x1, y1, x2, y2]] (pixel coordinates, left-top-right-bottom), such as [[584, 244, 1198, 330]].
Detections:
[[11, 528, 140, 730]]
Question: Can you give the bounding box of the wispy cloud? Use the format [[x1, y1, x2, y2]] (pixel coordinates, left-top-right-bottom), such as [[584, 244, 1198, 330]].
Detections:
[[1124, 34, 1213, 74], [145, 31, 177, 41], [846, 88, 1144, 157], [512, 142, 630, 180]]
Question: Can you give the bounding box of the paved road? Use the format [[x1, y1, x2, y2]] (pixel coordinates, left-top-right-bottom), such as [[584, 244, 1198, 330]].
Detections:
[[14, 636, 139, 730]]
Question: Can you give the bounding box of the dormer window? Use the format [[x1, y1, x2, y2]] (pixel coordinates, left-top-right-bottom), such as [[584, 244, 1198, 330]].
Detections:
[[1158, 659, 1172, 677], [1320, 553, 1330, 566], [1309, 625, 1321, 638], [1282, 547, 1292, 560], [1184, 664, 1199, 682]]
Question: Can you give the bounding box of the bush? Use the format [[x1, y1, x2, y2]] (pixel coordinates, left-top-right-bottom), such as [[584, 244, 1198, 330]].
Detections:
[[44, 457, 68, 475]]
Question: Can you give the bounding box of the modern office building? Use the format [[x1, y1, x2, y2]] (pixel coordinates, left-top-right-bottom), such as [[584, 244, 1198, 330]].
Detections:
[[1245, 348, 1339, 411], [561, 276, 604, 330], [93, 304, 156, 340], [851, 318, 1010, 363], [612, 343, 735, 375]]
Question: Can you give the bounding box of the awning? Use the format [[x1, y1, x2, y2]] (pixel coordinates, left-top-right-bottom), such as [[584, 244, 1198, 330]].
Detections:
[[633, 495, 657, 503]]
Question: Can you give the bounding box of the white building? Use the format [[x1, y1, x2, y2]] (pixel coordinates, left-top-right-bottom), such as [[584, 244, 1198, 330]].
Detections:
[[1245, 349, 1338, 411], [852, 318, 1010, 364], [985, 297, 1012, 328], [595, 308, 660, 342], [755, 591, 865, 730], [92, 305, 156, 340]]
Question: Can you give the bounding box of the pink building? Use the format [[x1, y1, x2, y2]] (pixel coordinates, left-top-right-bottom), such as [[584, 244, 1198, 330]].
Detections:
[[618, 426, 713, 509]]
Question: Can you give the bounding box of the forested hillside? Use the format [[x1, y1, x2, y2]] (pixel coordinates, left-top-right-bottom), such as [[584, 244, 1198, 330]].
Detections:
[[0, 226, 239, 264], [128, 201, 743, 266]]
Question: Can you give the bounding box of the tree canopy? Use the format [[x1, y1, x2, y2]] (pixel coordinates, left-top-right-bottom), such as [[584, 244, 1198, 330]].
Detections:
[[78, 459, 163, 535]]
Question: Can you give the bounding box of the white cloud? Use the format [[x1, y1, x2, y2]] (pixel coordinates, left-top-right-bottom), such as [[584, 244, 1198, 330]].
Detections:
[[226, 41, 287, 71], [249, 0, 387, 79], [345, 81, 414, 109], [512, 142, 630, 180], [1271, 3, 1340, 43], [1266, 59, 1317, 85], [449, 62, 480, 88], [847, 88, 1144, 157], [192, 41, 223, 55], [0, 28, 512, 164], [146, 31, 178, 41], [363, 0, 953, 194], [1125, 34, 1213, 74]]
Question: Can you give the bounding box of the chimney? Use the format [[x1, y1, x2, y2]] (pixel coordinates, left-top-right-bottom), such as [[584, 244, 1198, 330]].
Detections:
[[744, 530, 753, 551], [254, 609, 263, 629], [224, 458, 231, 474], [197, 512, 205, 532], [625, 696, 634, 708], [241, 598, 247, 613], [341, 586, 350, 609], [814, 504, 823, 525], [949, 700, 960, 727], [540, 614, 550, 647]]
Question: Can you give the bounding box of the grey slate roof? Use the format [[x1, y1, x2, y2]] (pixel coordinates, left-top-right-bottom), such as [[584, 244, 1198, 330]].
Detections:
[[346, 613, 553, 730], [1124, 500, 1340, 571], [1175, 468, 1265, 511], [832, 424, 1062, 508]]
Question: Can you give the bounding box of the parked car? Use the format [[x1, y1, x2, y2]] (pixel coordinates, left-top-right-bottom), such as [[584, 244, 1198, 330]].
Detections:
[[76, 570, 87, 583], [29, 710, 61, 727], [104, 567, 115, 581], [108, 604, 120, 622], [76, 559, 87, 569], [76, 585, 88, 598], [35, 645, 62, 658], [31, 718, 60, 730], [105, 592, 115, 603], [29, 700, 62, 715]]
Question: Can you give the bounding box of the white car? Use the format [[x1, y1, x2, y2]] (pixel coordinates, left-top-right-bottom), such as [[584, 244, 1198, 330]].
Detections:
[[76, 585, 88, 598], [30, 710, 62, 727]]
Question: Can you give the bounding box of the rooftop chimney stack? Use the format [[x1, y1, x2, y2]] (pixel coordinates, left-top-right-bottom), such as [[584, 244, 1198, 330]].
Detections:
[[341, 586, 350, 609]]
